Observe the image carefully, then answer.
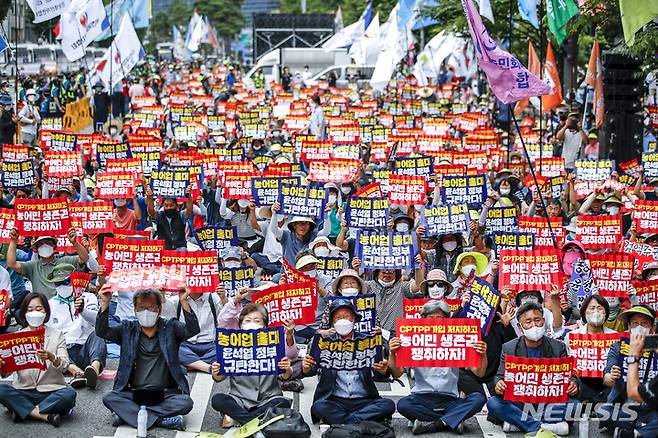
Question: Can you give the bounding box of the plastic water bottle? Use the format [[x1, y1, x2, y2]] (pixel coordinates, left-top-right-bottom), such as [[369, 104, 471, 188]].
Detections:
[[137, 405, 147, 438]]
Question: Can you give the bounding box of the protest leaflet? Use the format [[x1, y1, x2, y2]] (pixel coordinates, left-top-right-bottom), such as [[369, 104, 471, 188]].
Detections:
[[251, 176, 300, 206], [634, 281, 658, 311], [503, 356, 574, 403], [618, 336, 658, 382], [215, 326, 285, 376], [102, 238, 165, 275], [1, 160, 35, 188], [568, 333, 620, 378], [485, 206, 518, 233], [493, 232, 535, 250], [345, 197, 389, 229], [194, 226, 238, 253], [252, 281, 317, 326], [355, 231, 417, 271], [589, 253, 634, 297], [160, 250, 219, 293], [634, 200, 658, 234], [277, 184, 327, 219], [395, 318, 481, 368], [96, 172, 135, 199], [421, 203, 470, 236], [518, 216, 564, 248], [499, 249, 562, 291], [68, 202, 114, 235], [219, 267, 256, 298], [309, 333, 383, 370], [105, 266, 187, 293], [441, 174, 487, 204], [326, 294, 377, 333], [0, 208, 15, 244], [0, 327, 46, 373], [96, 142, 131, 168], [576, 215, 623, 249], [44, 151, 82, 177], [388, 174, 427, 205], [15, 198, 70, 237], [459, 277, 500, 335]]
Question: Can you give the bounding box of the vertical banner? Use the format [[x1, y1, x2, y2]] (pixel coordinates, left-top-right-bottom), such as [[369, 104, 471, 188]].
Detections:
[[215, 326, 286, 376], [15, 198, 70, 237], [395, 318, 481, 368], [503, 356, 574, 403], [252, 281, 317, 326]]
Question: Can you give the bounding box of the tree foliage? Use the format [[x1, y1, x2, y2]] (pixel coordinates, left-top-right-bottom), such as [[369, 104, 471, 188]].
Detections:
[[193, 0, 244, 38]]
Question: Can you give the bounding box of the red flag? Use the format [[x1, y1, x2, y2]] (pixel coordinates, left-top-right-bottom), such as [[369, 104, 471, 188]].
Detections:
[[586, 38, 604, 128], [542, 41, 563, 112], [514, 41, 540, 116]]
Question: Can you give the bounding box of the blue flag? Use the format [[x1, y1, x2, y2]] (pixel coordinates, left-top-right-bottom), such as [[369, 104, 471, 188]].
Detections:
[[518, 0, 539, 28], [0, 34, 7, 54]]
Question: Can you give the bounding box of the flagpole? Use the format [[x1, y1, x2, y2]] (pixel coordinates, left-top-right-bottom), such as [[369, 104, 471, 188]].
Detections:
[[506, 0, 513, 146], [109, 0, 114, 102], [511, 109, 558, 248], [538, 0, 545, 175], [75, 28, 92, 78], [13, 0, 18, 105]]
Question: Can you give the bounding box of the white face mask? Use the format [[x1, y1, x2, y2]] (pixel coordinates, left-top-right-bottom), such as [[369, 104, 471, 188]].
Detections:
[[242, 322, 263, 331], [499, 187, 511, 195], [27, 96, 37, 103], [428, 285, 445, 299], [586, 311, 606, 326], [607, 206, 620, 215], [315, 247, 330, 257], [38, 244, 55, 258], [396, 223, 410, 232], [237, 199, 249, 209], [442, 241, 458, 251], [25, 310, 46, 327], [328, 194, 337, 205], [305, 269, 317, 278], [114, 199, 127, 208], [523, 325, 546, 341], [341, 186, 351, 195], [135, 310, 159, 328], [224, 260, 241, 269], [341, 287, 359, 297], [461, 264, 476, 276], [378, 278, 395, 287], [631, 326, 651, 336], [56, 285, 74, 299], [334, 318, 354, 336]]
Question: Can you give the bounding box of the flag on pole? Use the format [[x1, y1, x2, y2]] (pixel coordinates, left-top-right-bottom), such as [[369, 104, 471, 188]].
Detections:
[[349, 12, 380, 65], [546, 0, 579, 46], [518, 0, 539, 28], [0, 34, 7, 54], [94, 13, 144, 87], [206, 17, 221, 52], [619, 0, 658, 46], [59, 0, 110, 61], [187, 12, 208, 52], [478, 0, 495, 23], [335, 6, 344, 31], [586, 38, 604, 128], [95, 0, 151, 40], [26, 0, 68, 23], [514, 41, 540, 115], [461, 0, 550, 104], [173, 25, 190, 61], [322, 2, 372, 51], [542, 41, 563, 112]]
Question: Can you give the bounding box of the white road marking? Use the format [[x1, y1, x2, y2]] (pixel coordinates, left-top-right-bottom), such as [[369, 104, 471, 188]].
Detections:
[[476, 414, 507, 438], [111, 425, 137, 437], [176, 373, 214, 437]]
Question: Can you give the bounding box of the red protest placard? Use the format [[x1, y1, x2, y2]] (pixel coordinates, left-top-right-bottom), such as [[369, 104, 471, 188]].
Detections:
[[395, 318, 481, 368], [576, 215, 623, 249], [96, 172, 135, 199], [568, 333, 621, 378], [0, 290, 9, 325], [590, 253, 634, 297], [160, 250, 219, 293], [106, 158, 144, 179], [300, 140, 332, 162], [387, 174, 427, 205], [0, 208, 15, 244], [281, 258, 319, 290], [499, 249, 562, 291], [503, 356, 574, 403], [222, 172, 258, 200], [15, 198, 70, 237], [2, 144, 29, 161], [308, 160, 360, 183], [105, 266, 187, 292], [355, 182, 383, 198], [0, 327, 46, 373], [68, 201, 114, 234], [102, 238, 165, 275], [634, 200, 658, 234], [402, 298, 462, 318], [252, 281, 318, 326], [517, 216, 564, 248], [44, 151, 82, 178], [635, 280, 658, 312], [70, 272, 93, 297]]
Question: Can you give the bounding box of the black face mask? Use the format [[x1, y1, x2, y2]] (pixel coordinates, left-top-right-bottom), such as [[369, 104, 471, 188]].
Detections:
[[164, 209, 178, 218]]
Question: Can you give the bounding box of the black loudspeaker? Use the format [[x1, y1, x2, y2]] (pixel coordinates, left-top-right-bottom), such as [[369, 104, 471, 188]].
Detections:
[[252, 14, 335, 60], [600, 113, 643, 162]]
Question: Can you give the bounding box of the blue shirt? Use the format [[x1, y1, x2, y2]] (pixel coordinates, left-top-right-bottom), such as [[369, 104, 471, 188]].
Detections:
[[527, 346, 542, 358], [333, 370, 369, 398]]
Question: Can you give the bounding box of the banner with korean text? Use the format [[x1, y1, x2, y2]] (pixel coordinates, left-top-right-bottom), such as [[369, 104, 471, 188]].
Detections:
[[215, 326, 286, 376], [252, 281, 317, 326], [503, 356, 574, 403], [309, 333, 383, 370], [0, 328, 46, 373]]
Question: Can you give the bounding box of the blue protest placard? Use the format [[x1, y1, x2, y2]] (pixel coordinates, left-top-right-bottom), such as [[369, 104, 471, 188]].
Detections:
[[150, 167, 190, 198], [1, 160, 35, 188], [485, 206, 518, 233], [618, 336, 658, 382], [96, 141, 131, 168], [345, 196, 389, 229], [493, 232, 535, 251], [251, 176, 301, 206], [354, 230, 417, 271], [326, 293, 377, 333], [441, 174, 487, 204], [316, 256, 345, 278], [421, 203, 470, 236], [394, 155, 434, 177], [215, 326, 285, 376], [194, 226, 239, 253], [277, 184, 327, 219], [308, 333, 383, 370], [459, 277, 500, 336], [219, 266, 256, 298]]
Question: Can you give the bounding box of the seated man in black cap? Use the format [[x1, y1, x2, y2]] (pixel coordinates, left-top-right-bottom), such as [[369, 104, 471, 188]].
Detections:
[[301, 298, 395, 425]]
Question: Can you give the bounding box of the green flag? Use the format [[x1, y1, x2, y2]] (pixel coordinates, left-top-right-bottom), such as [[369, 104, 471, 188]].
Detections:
[[619, 0, 658, 46], [546, 0, 580, 46]]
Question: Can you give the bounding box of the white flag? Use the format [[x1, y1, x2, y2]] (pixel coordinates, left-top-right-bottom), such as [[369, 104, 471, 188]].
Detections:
[[322, 2, 372, 52], [187, 13, 208, 52], [370, 4, 414, 91], [349, 12, 380, 65], [478, 0, 495, 23], [173, 26, 190, 61], [94, 13, 144, 87], [59, 0, 109, 61], [26, 0, 70, 23]]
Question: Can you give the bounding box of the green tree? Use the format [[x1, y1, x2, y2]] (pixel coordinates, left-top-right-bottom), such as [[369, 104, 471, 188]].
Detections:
[[193, 0, 243, 38]]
